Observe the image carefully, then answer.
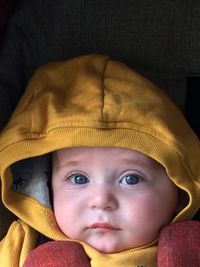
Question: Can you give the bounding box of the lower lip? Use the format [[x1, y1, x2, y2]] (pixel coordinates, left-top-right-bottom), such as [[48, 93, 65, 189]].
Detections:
[[89, 224, 120, 231]]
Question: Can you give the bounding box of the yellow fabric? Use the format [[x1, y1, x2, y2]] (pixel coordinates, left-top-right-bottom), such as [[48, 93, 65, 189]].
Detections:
[[0, 54, 200, 266], [0, 220, 38, 267], [83, 241, 157, 267]]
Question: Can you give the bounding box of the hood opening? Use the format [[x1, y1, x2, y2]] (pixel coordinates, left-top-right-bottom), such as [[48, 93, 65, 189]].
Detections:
[[9, 149, 193, 223]]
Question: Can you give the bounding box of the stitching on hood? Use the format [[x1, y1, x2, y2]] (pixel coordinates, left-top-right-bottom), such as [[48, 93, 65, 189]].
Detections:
[[100, 57, 110, 121]]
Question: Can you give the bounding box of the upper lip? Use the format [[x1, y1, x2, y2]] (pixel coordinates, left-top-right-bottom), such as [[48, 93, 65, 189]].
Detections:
[[89, 222, 121, 230]]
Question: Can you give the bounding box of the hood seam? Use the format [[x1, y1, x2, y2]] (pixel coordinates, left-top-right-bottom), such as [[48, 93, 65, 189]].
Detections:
[[101, 57, 110, 121]]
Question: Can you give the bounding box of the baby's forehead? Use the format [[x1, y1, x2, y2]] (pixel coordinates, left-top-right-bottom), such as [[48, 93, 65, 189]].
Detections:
[[52, 146, 164, 171], [53, 146, 150, 159]]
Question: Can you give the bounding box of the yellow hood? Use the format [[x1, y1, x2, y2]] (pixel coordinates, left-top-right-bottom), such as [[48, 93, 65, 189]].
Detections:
[[0, 54, 200, 265]]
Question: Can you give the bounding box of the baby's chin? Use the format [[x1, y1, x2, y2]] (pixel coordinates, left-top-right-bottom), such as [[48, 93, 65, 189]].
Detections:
[[83, 236, 157, 254], [67, 231, 157, 253], [85, 239, 139, 254], [89, 242, 124, 254]]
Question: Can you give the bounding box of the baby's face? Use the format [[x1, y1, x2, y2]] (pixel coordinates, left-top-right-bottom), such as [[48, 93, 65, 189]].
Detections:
[[52, 147, 179, 253]]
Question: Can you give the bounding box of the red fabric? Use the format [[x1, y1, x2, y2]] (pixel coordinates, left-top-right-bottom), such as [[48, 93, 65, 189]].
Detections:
[[23, 241, 91, 267], [157, 220, 200, 267]]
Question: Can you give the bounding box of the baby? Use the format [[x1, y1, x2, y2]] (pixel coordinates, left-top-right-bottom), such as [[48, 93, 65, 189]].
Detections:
[[0, 55, 199, 267], [52, 146, 180, 254]]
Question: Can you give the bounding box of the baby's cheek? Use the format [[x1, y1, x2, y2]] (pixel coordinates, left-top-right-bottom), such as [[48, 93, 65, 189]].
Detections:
[[130, 193, 167, 222], [141, 192, 176, 225]]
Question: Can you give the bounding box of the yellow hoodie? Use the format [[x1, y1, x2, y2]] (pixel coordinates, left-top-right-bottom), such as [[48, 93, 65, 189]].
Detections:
[[0, 55, 200, 267]]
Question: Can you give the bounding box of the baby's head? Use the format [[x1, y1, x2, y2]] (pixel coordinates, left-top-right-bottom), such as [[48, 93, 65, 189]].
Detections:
[[52, 146, 181, 253]]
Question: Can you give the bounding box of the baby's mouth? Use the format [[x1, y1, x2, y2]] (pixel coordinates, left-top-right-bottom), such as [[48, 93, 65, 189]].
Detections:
[[89, 222, 121, 231]]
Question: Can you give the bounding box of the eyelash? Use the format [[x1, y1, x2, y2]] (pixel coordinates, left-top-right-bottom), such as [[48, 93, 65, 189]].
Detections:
[[119, 174, 143, 185], [66, 173, 89, 185]]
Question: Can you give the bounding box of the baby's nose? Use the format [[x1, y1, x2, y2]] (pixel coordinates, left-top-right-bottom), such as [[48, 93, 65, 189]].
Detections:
[[88, 185, 118, 211]]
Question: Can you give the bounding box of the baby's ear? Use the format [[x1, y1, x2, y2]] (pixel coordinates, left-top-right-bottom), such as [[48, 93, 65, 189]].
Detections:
[[175, 190, 189, 214]]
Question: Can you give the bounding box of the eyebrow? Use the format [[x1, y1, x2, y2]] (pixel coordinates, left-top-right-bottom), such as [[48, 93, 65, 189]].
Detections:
[[120, 158, 162, 171], [54, 160, 83, 170], [54, 156, 162, 173]]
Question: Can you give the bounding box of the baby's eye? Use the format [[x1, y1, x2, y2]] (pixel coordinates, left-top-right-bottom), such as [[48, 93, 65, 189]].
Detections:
[[69, 174, 89, 185], [120, 174, 141, 185]]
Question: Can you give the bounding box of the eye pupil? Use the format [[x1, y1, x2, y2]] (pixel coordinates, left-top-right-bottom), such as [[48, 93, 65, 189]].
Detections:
[[124, 175, 139, 185], [74, 175, 88, 184]]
